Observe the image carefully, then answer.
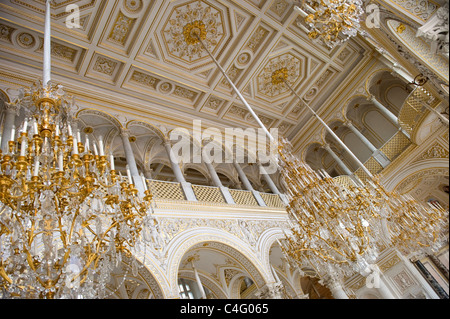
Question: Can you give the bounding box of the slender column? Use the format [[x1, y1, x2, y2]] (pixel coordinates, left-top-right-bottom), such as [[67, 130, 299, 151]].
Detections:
[[345, 121, 391, 168], [258, 162, 281, 195], [233, 161, 266, 206], [367, 94, 399, 126], [233, 161, 253, 191], [204, 157, 235, 204], [324, 277, 349, 299], [205, 161, 222, 187], [43, 0, 51, 88], [164, 141, 197, 201], [1, 105, 17, 153], [323, 144, 353, 176], [284, 80, 373, 178], [121, 130, 145, 195], [164, 141, 186, 183], [192, 262, 207, 299], [345, 121, 377, 153]]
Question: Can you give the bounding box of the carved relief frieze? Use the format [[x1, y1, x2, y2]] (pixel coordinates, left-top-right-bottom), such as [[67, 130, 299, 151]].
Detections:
[[93, 55, 118, 76], [0, 24, 15, 43], [108, 11, 136, 46], [392, 270, 417, 295], [419, 142, 449, 160]]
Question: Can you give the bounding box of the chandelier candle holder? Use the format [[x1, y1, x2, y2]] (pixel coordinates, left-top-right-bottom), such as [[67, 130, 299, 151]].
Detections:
[[271, 68, 448, 273], [276, 138, 387, 278], [0, 1, 156, 299], [0, 82, 154, 298], [183, 16, 447, 283], [294, 0, 365, 48]]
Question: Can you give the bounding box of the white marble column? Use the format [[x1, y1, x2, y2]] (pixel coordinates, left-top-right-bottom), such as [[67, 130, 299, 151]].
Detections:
[[204, 158, 235, 204], [1, 104, 18, 153], [164, 141, 197, 201], [323, 144, 353, 176], [345, 121, 391, 168], [233, 161, 266, 206], [345, 121, 377, 153], [368, 95, 400, 127], [324, 277, 349, 299], [121, 130, 145, 195], [192, 262, 207, 299]]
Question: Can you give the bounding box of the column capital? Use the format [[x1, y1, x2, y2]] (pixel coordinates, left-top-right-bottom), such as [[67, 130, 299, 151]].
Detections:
[[344, 120, 354, 128], [4, 101, 20, 115], [366, 93, 376, 102], [255, 282, 284, 299], [120, 128, 131, 138]]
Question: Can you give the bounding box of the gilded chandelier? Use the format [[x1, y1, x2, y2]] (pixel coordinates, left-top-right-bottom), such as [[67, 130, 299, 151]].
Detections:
[[0, 82, 154, 298], [272, 68, 448, 278], [0, 1, 157, 299], [277, 139, 385, 277], [294, 0, 365, 48], [182, 15, 448, 279]]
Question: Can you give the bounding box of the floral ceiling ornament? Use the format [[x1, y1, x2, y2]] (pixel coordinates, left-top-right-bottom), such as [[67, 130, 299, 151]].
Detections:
[[163, 0, 225, 62], [257, 54, 301, 98]]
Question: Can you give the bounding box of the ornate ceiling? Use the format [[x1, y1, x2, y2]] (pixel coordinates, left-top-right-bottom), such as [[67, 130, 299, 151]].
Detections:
[[0, 0, 370, 143]]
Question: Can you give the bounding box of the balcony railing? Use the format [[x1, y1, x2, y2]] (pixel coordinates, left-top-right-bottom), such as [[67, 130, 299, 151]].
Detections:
[[192, 184, 226, 204], [146, 179, 286, 209], [148, 180, 185, 201], [354, 131, 412, 181], [398, 86, 441, 137]]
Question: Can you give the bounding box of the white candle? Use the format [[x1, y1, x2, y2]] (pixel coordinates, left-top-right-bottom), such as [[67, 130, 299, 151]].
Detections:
[[126, 165, 133, 184], [85, 135, 90, 152], [141, 173, 148, 191], [33, 119, 38, 135], [20, 137, 27, 156], [77, 130, 81, 144], [10, 125, 15, 142], [55, 124, 60, 137], [72, 136, 78, 155], [110, 153, 115, 170], [93, 143, 98, 156], [98, 135, 105, 156], [67, 124, 72, 136], [33, 156, 40, 177], [58, 151, 64, 172], [22, 118, 28, 134]]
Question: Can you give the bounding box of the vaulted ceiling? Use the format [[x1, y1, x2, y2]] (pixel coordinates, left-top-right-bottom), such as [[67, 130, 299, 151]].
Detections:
[[0, 0, 372, 144]]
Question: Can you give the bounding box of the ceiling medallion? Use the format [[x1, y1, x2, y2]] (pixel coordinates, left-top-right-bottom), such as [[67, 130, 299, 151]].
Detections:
[[163, 0, 224, 62], [183, 20, 207, 45], [271, 68, 289, 85], [257, 54, 301, 98]]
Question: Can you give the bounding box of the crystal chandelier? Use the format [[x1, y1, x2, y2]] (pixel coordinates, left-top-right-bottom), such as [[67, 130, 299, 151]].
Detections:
[[294, 0, 365, 48], [0, 1, 155, 299], [272, 69, 448, 278], [277, 139, 386, 278], [181, 9, 448, 282]]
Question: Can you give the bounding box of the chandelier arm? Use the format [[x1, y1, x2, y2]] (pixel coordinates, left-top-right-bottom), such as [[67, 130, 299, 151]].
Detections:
[[0, 264, 13, 285], [294, 246, 349, 264], [308, 232, 352, 260]]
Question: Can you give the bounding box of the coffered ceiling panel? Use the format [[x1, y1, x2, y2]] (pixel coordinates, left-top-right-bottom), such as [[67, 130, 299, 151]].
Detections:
[[0, 0, 370, 145]]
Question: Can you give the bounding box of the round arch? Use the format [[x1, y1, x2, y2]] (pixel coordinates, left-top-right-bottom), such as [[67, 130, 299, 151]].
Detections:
[[165, 227, 272, 298]]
